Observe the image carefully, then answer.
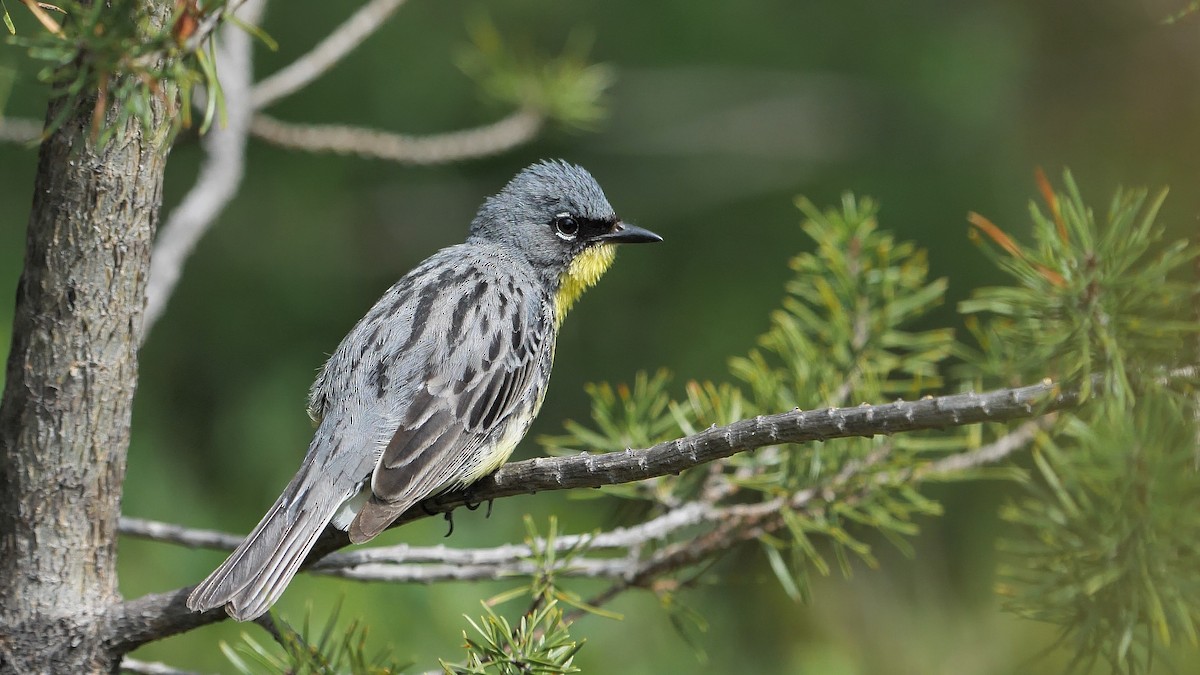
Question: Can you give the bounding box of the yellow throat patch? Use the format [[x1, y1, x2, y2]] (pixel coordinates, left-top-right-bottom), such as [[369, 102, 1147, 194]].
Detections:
[[555, 242, 617, 327]]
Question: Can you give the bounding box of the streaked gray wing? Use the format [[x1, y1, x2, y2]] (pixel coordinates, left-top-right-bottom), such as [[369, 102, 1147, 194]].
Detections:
[[347, 270, 550, 542]]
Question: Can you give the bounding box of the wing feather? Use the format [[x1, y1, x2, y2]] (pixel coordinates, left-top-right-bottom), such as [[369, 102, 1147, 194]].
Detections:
[[348, 268, 552, 543]]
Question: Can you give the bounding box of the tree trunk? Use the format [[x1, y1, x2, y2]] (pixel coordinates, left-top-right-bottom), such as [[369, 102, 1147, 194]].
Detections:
[[0, 76, 171, 671]]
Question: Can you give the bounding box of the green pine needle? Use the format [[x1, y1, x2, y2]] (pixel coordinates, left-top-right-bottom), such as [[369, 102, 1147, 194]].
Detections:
[[457, 14, 613, 130]]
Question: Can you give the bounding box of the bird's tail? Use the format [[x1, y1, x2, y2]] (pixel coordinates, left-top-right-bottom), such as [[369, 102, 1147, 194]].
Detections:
[[186, 462, 349, 621]]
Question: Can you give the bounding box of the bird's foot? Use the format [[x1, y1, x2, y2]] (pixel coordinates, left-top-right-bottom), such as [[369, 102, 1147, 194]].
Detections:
[[463, 493, 495, 519]]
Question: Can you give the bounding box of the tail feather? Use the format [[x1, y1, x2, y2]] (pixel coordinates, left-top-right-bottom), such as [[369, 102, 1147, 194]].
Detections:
[[186, 466, 349, 621], [226, 508, 330, 621]]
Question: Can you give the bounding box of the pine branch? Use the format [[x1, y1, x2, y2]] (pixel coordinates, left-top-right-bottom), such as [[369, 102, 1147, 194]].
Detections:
[[120, 420, 1044, 581], [297, 421, 1043, 588], [389, 379, 1073, 528], [104, 379, 1076, 651]]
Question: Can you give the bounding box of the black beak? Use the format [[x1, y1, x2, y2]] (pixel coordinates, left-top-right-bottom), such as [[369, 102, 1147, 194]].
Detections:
[[601, 222, 663, 244]]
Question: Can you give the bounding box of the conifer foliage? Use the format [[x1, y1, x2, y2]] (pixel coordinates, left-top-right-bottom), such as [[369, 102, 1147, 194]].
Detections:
[[534, 173, 1199, 674]]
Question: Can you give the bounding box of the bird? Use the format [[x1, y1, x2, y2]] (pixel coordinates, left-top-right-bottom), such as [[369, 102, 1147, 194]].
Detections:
[[186, 160, 662, 621]]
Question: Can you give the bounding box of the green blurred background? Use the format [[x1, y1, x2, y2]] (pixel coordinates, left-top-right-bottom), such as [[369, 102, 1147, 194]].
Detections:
[[3, 0, 1199, 672]]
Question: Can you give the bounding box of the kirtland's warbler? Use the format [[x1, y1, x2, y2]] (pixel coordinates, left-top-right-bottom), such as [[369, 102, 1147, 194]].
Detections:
[[187, 160, 662, 620]]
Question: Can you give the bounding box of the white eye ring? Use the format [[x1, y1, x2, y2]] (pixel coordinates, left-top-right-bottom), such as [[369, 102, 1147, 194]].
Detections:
[[553, 213, 579, 241]]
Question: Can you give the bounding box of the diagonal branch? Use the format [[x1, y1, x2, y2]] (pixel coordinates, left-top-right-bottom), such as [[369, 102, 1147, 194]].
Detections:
[[143, 0, 265, 335], [251, 0, 410, 109], [919, 419, 1044, 476], [382, 379, 1074, 530], [104, 379, 1077, 651]]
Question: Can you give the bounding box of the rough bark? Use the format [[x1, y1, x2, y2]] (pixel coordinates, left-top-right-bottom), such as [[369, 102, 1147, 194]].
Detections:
[[0, 79, 171, 671]]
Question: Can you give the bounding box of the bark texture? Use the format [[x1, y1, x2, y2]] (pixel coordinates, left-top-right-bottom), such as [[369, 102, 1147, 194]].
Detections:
[[0, 83, 170, 671]]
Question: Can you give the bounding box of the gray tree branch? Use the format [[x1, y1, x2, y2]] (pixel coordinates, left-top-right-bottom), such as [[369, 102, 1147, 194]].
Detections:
[[122, 410, 1038, 577], [119, 658, 209, 675], [247, 109, 544, 164], [104, 379, 1076, 651], [143, 0, 266, 336], [120, 517, 245, 550], [297, 422, 1045, 587], [250, 0, 410, 109]]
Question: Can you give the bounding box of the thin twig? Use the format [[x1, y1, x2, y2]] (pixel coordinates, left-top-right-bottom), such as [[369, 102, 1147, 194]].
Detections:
[[121, 502, 715, 563], [0, 117, 43, 144], [314, 558, 635, 584], [179, 0, 250, 54], [120, 516, 244, 550], [251, 0, 409, 109], [919, 419, 1045, 476], [247, 109, 544, 164], [19, 0, 63, 35], [119, 658, 209, 675]]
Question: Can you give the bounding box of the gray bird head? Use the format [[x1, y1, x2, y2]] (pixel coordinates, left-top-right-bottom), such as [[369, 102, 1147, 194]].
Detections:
[[468, 160, 662, 277]]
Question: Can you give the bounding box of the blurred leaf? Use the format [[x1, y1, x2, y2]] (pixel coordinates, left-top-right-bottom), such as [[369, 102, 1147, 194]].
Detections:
[[998, 392, 1200, 672], [221, 603, 408, 675], [1163, 1, 1200, 23], [443, 599, 583, 674], [659, 590, 710, 665], [763, 542, 804, 603], [457, 13, 614, 129]]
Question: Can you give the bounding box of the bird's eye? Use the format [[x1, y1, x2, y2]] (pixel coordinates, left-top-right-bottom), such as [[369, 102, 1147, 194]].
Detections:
[[553, 214, 579, 241]]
